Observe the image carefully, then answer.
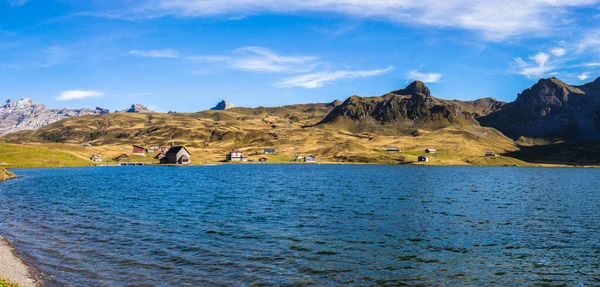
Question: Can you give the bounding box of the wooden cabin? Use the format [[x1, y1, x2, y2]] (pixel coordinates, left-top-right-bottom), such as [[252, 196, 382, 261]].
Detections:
[[133, 145, 146, 156], [418, 155, 429, 162], [425, 148, 437, 154], [114, 154, 130, 161], [160, 146, 191, 165]]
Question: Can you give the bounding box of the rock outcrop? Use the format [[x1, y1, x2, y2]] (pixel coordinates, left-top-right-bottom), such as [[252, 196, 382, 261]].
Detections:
[[317, 81, 505, 134], [0, 98, 109, 136], [121, 104, 153, 113], [479, 77, 600, 140], [210, 100, 235, 110], [0, 168, 16, 182]]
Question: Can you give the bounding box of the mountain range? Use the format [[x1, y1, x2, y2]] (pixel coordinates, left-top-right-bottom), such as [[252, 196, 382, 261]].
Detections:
[[0, 99, 110, 136], [0, 101, 157, 136], [3, 76, 600, 165]]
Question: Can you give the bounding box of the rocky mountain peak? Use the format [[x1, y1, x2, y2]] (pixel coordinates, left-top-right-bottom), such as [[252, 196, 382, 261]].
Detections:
[[211, 100, 235, 110], [124, 104, 153, 113], [480, 77, 600, 140], [391, 81, 431, 97], [0, 98, 109, 136], [517, 77, 584, 108], [2, 99, 15, 109]]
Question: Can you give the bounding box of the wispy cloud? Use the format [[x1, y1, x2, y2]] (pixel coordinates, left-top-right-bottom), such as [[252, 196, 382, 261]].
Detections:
[[310, 22, 360, 37], [188, 46, 318, 73], [129, 49, 179, 58], [275, 66, 393, 89], [57, 90, 103, 101], [551, 48, 566, 57], [42, 46, 69, 68], [513, 52, 556, 79], [102, 0, 600, 41], [578, 72, 591, 81], [5, 0, 28, 7], [576, 29, 600, 53], [407, 71, 442, 83]]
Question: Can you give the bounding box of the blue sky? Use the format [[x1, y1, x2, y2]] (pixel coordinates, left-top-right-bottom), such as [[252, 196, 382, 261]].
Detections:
[[1, 0, 600, 112]]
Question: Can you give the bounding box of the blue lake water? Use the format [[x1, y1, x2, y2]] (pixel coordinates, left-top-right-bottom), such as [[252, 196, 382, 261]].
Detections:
[[1, 165, 600, 286]]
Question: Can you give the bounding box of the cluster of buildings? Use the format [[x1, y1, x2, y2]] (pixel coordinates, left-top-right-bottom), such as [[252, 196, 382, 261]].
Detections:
[[89, 144, 191, 165], [131, 144, 190, 164], [386, 146, 496, 162], [88, 142, 497, 166], [224, 148, 316, 163]]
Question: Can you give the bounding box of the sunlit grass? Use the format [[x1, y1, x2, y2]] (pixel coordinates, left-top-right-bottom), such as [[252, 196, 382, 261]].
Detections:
[[0, 143, 93, 168], [0, 277, 18, 287]]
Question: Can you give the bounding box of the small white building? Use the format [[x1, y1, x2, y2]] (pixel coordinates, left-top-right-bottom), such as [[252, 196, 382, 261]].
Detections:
[[485, 151, 496, 157], [146, 146, 160, 153], [226, 150, 244, 161], [304, 155, 317, 163], [90, 154, 102, 163], [425, 148, 437, 154]]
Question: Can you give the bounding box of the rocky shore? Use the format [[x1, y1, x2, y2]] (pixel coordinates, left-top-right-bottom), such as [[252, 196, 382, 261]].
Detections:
[[0, 169, 16, 182], [0, 237, 40, 287]]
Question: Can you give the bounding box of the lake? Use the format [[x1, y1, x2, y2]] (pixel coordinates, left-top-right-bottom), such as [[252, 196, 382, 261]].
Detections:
[[1, 165, 600, 286]]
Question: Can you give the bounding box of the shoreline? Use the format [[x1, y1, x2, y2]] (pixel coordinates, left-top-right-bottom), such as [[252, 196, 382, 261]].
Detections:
[[0, 236, 41, 287], [4, 161, 600, 169]]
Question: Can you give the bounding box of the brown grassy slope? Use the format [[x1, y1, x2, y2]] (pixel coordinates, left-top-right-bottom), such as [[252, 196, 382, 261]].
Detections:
[[0, 98, 526, 166]]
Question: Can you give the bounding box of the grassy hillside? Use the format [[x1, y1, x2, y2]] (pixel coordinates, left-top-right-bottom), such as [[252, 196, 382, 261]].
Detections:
[[0, 100, 529, 167], [0, 143, 93, 168], [0, 277, 18, 287]]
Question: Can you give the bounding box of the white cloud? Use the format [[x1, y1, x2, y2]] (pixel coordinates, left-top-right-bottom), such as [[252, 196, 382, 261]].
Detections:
[[407, 71, 442, 83], [275, 66, 393, 89], [189, 46, 317, 73], [129, 49, 178, 58], [118, 0, 599, 41], [551, 48, 566, 57], [578, 72, 590, 81], [57, 90, 103, 101], [514, 52, 556, 78]]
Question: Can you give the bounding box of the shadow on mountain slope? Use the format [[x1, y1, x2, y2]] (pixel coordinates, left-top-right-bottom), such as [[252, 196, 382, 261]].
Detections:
[[504, 141, 600, 165]]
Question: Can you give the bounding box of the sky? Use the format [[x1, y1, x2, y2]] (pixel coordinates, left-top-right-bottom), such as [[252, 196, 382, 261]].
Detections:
[[1, 0, 600, 112]]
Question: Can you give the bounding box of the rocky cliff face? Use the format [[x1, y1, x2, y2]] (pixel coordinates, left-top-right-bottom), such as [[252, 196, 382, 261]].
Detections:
[[211, 100, 235, 110], [0, 98, 109, 136], [479, 77, 600, 140]]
